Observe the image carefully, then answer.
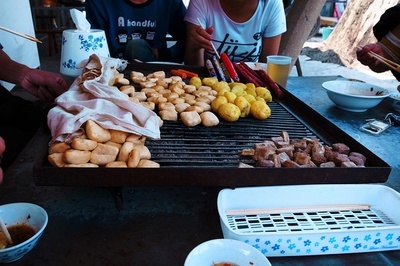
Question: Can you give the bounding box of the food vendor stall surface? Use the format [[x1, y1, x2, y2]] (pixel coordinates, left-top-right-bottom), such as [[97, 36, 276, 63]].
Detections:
[[0, 75, 399, 265]]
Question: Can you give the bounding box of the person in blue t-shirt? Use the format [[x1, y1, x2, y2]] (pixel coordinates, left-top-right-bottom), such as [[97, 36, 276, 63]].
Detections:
[[85, 0, 187, 63]]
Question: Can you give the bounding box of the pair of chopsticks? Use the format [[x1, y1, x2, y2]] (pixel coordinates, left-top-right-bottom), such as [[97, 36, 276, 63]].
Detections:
[[196, 18, 220, 59], [0, 25, 42, 44], [357, 45, 400, 73]]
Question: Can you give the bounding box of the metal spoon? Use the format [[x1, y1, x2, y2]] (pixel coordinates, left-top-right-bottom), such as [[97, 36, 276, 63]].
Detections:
[[0, 214, 13, 245]]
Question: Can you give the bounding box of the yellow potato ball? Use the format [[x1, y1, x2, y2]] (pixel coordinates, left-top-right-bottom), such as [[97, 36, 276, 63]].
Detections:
[[224, 91, 237, 103], [231, 85, 246, 96], [250, 100, 271, 120], [189, 76, 202, 88], [202, 77, 218, 87], [217, 88, 231, 96], [234, 96, 251, 118], [255, 96, 266, 103], [217, 103, 241, 122], [255, 87, 272, 102], [245, 87, 257, 97], [212, 81, 230, 92], [211, 95, 229, 113], [246, 83, 256, 90], [229, 82, 246, 89], [243, 94, 257, 104]]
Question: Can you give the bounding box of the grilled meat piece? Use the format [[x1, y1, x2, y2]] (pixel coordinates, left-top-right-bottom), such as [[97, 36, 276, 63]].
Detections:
[[320, 161, 336, 167], [256, 159, 275, 168], [252, 141, 277, 161], [349, 152, 367, 164], [311, 141, 327, 165], [332, 143, 351, 155], [294, 152, 312, 165]]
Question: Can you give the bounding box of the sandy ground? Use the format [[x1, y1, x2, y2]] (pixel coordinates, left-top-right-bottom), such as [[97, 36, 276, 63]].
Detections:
[[292, 37, 399, 93]]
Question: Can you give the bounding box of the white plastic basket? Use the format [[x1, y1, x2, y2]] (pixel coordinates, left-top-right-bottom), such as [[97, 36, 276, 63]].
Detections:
[[217, 184, 400, 256]]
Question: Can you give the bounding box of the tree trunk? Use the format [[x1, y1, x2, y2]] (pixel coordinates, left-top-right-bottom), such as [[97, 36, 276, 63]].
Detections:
[[279, 0, 326, 71], [324, 0, 400, 66]]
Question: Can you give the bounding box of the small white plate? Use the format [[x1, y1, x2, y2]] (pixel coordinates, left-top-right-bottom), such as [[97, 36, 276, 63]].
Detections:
[[184, 238, 271, 266]]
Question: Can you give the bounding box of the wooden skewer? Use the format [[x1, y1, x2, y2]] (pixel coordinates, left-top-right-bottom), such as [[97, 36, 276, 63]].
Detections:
[[225, 204, 371, 216], [196, 18, 220, 59], [356, 45, 400, 73], [0, 214, 13, 245], [0, 25, 42, 44]]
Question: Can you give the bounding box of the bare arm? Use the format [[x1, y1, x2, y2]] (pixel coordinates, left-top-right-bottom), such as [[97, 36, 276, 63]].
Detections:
[[259, 35, 282, 63], [0, 49, 68, 102]]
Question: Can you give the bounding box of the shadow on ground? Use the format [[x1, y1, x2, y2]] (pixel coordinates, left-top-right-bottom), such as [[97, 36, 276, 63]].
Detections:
[[301, 47, 344, 66]]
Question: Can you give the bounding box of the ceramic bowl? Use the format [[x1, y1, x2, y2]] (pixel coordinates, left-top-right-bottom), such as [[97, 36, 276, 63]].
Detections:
[[0, 203, 48, 263], [322, 80, 389, 112], [184, 238, 271, 266], [388, 92, 400, 112]]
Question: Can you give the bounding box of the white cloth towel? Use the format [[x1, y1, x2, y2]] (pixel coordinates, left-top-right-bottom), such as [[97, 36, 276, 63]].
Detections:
[[48, 55, 161, 144]]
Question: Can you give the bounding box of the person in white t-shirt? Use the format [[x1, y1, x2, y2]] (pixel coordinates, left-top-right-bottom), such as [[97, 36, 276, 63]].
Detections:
[[184, 0, 286, 66]]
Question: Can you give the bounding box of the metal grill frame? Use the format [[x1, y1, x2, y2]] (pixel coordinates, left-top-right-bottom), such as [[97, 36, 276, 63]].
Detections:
[[33, 64, 391, 186]]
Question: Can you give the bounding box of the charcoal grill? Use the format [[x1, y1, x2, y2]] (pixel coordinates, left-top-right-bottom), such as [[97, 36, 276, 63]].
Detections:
[[33, 63, 391, 186]]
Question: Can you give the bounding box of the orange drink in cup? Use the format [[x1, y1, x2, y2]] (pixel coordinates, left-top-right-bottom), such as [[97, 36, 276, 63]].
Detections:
[[266, 55, 292, 88]]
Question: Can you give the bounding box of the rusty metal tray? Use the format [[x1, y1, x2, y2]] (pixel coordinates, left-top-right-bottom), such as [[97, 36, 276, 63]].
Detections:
[[33, 63, 391, 186]]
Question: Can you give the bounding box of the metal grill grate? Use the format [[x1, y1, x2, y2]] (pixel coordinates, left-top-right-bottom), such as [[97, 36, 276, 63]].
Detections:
[[226, 208, 398, 234], [145, 101, 318, 167]]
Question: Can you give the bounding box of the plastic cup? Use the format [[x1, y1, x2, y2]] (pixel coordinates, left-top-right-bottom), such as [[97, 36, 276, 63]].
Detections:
[[266, 55, 292, 88]]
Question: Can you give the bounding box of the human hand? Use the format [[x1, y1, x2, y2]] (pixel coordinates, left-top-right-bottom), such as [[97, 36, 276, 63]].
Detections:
[[356, 43, 391, 73], [190, 24, 215, 52], [0, 136, 5, 185], [18, 67, 68, 102]]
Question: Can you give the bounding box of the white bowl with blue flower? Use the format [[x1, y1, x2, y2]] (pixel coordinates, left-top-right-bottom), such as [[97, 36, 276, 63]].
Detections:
[[0, 203, 48, 263]]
